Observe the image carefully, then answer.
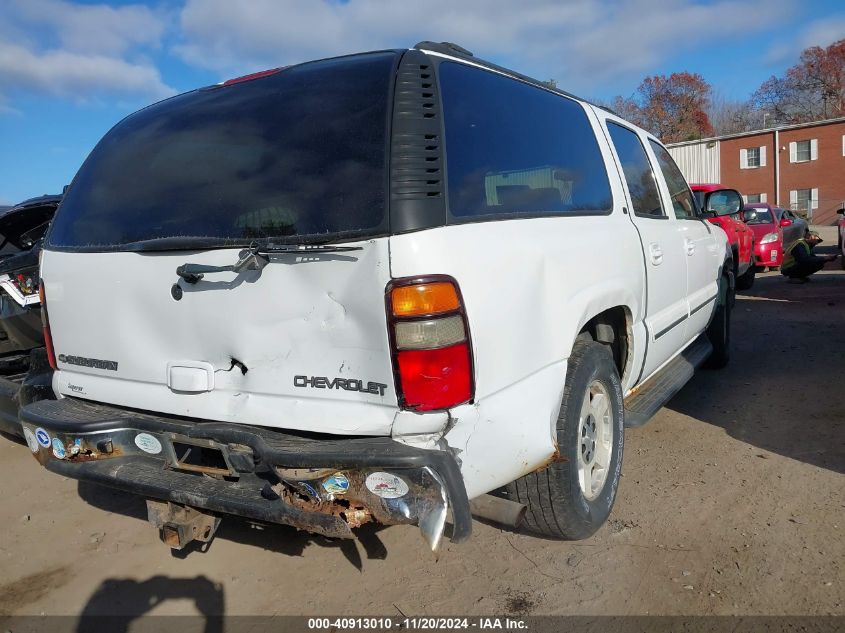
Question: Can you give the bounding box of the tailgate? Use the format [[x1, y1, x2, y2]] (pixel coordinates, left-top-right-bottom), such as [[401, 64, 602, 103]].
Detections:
[[42, 240, 398, 435]]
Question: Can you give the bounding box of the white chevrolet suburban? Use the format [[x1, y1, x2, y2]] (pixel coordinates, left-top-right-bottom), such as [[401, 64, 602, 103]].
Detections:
[[22, 42, 735, 551]]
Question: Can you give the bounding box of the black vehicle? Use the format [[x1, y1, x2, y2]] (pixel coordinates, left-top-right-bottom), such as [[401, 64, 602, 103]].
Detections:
[[0, 194, 60, 436]]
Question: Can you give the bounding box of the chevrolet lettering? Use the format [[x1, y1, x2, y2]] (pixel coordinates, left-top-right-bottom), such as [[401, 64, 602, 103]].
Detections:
[[294, 375, 388, 396], [57, 355, 119, 371]]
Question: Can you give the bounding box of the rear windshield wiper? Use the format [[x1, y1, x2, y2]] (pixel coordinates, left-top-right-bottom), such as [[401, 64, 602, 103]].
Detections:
[[176, 243, 363, 284], [256, 243, 363, 254]]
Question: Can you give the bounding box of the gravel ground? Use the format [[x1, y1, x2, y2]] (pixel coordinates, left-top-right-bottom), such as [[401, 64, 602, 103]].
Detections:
[[0, 228, 842, 619]]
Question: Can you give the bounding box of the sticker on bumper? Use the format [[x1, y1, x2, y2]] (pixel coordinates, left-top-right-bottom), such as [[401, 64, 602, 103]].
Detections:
[[35, 427, 50, 448], [322, 472, 349, 495], [366, 472, 409, 499], [52, 437, 66, 459], [134, 433, 162, 455], [24, 428, 39, 453]]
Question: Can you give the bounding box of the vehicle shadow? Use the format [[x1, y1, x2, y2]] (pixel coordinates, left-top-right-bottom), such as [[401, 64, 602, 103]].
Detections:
[[76, 574, 224, 632], [666, 265, 844, 474], [76, 481, 389, 568], [0, 429, 25, 445]]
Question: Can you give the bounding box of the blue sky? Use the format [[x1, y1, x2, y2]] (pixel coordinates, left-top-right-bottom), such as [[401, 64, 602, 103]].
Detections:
[[1, 0, 843, 204]]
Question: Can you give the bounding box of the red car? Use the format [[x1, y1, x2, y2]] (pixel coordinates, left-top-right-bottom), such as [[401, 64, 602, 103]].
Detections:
[[691, 183, 755, 289], [742, 203, 784, 270]]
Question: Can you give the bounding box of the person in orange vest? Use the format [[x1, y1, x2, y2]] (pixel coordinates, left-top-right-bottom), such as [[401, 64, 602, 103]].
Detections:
[[780, 231, 836, 283]]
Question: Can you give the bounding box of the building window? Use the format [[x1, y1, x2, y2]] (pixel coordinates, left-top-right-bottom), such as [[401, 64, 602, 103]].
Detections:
[[746, 147, 760, 167], [790, 139, 818, 163], [790, 188, 818, 214], [740, 145, 766, 169], [745, 193, 763, 203]]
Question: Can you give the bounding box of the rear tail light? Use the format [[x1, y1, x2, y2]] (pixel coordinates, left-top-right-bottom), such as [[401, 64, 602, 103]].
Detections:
[[387, 277, 473, 411], [38, 282, 57, 370], [391, 282, 460, 316]]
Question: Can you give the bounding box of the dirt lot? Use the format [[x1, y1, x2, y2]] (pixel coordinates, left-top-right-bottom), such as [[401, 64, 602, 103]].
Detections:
[[0, 230, 842, 619]]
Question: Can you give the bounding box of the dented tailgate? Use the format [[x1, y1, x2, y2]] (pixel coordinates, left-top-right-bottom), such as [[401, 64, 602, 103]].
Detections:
[[42, 240, 399, 435]]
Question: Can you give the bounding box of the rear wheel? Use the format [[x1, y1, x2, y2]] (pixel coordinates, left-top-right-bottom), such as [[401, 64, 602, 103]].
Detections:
[[506, 339, 624, 540], [736, 264, 755, 290], [840, 232, 845, 270], [704, 274, 732, 369]]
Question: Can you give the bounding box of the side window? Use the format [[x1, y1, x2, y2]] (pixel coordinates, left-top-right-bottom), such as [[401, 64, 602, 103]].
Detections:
[[649, 140, 698, 220], [606, 122, 664, 218], [439, 62, 612, 219]]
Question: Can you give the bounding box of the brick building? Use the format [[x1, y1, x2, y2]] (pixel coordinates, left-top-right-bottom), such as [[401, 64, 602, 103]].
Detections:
[[667, 117, 845, 225]]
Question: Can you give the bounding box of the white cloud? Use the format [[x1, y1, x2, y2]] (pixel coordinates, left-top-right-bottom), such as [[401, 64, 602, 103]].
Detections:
[[0, 42, 175, 100], [766, 15, 845, 63], [0, 0, 174, 106], [798, 16, 845, 49], [175, 0, 796, 93], [5, 0, 165, 56]]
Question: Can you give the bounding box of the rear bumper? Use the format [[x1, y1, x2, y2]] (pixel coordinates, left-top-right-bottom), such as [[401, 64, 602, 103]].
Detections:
[[0, 348, 54, 437], [0, 373, 22, 436], [20, 398, 471, 549]]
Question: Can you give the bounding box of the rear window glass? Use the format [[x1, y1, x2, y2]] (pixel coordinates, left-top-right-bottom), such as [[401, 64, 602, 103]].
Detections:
[[743, 207, 774, 224], [439, 62, 611, 220], [48, 52, 397, 251]]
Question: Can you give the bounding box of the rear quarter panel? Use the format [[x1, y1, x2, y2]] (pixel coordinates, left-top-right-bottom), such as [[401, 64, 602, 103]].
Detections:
[[389, 216, 643, 400], [389, 210, 645, 497]]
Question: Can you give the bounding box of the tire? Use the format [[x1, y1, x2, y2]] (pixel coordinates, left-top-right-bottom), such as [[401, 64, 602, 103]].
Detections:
[[704, 275, 731, 369], [506, 339, 624, 540], [735, 264, 755, 290], [840, 234, 845, 270], [730, 259, 739, 307]]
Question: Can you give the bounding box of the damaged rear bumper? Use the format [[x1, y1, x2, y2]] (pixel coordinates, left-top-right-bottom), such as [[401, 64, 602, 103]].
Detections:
[[20, 397, 471, 550]]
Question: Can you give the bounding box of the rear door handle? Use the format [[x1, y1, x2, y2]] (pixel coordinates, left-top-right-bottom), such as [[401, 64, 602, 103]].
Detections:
[[685, 239, 695, 256], [648, 243, 663, 265]]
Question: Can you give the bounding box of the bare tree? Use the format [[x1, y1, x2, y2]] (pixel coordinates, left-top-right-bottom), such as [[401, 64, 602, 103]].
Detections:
[[707, 92, 758, 135], [752, 38, 845, 124]]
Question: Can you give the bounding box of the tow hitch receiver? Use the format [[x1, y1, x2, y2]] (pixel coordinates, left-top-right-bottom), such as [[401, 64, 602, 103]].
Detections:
[[147, 500, 221, 550]]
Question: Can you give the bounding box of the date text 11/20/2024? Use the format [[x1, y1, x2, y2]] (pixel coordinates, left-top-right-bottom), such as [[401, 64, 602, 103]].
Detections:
[[307, 618, 528, 630]]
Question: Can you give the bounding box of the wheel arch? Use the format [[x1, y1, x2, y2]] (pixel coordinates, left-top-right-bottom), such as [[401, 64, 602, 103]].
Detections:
[[719, 247, 736, 294], [577, 304, 634, 386]]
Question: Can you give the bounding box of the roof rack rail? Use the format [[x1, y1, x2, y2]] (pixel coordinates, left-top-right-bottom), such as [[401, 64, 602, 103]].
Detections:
[[413, 40, 613, 114], [414, 41, 474, 57]]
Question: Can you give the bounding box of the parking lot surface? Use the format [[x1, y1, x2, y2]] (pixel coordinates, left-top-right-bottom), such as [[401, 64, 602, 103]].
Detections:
[[0, 231, 842, 618]]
